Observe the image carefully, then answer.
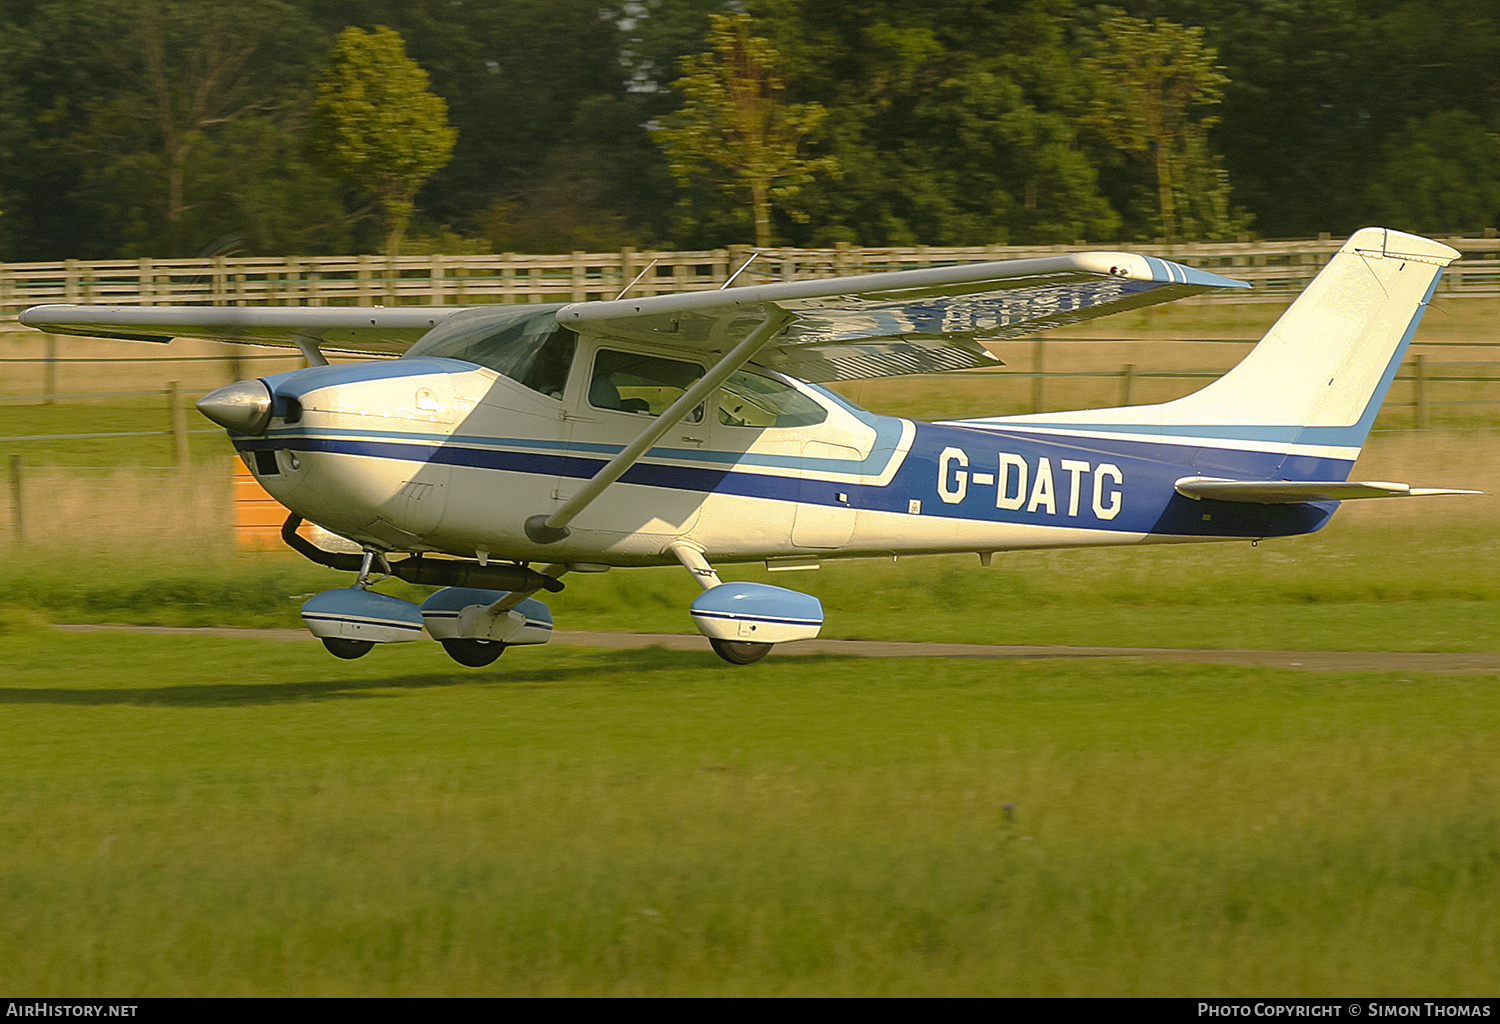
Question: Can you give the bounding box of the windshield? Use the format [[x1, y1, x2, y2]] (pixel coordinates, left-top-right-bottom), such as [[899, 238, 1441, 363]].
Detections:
[[406, 306, 576, 398]]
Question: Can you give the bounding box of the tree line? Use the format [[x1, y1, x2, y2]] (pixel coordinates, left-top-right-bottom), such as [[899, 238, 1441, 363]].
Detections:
[[0, 0, 1496, 261]]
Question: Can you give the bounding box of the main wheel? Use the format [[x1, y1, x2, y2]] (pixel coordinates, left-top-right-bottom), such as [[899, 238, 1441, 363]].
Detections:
[[321, 637, 374, 660], [709, 638, 773, 665], [441, 638, 507, 667]]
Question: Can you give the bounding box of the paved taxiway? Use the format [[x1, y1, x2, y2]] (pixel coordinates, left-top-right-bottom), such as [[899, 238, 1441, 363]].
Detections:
[[54, 624, 1500, 674]]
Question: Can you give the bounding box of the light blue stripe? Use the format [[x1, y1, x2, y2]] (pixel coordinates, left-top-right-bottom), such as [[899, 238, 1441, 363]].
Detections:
[[954, 420, 1362, 446], [692, 610, 822, 627], [265, 414, 909, 479]]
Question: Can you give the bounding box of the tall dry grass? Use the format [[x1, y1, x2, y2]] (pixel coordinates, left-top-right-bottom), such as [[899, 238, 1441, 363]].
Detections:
[[1, 464, 233, 551]]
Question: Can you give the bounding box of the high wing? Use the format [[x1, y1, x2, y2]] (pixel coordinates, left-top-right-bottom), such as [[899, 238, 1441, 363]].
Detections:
[[558, 252, 1250, 382], [17, 304, 462, 357], [21, 252, 1247, 378]]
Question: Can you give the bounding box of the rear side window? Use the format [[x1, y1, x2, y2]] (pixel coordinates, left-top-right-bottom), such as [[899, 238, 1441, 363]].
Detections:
[[717, 368, 827, 428]]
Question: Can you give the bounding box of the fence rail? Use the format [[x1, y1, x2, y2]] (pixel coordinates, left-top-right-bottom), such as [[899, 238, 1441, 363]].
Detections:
[[5, 236, 1500, 313], [3, 353, 1494, 441]]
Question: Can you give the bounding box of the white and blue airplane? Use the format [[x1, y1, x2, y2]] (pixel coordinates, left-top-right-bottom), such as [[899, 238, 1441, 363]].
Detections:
[[21, 228, 1476, 665]]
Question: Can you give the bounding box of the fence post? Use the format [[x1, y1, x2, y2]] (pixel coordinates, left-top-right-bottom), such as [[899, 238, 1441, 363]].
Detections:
[[168, 381, 189, 469], [43, 335, 57, 404], [8, 454, 23, 544], [1119, 363, 1135, 406], [1031, 337, 1046, 413], [1413, 353, 1428, 429], [726, 244, 752, 286], [572, 251, 588, 301], [357, 255, 373, 306]]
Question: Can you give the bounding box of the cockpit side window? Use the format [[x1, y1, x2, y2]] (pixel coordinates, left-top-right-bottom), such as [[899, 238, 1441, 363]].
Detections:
[[589, 349, 705, 422], [405, 307, 577, 399]]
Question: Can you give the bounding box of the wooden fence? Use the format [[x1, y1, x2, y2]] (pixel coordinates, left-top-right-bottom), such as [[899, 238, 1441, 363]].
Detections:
[[5, 236, 1500, 313]]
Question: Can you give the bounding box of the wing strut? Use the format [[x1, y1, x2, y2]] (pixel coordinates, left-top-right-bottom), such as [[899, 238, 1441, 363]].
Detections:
[[291, 333, 329, 367], [525, 308, 794, 544]]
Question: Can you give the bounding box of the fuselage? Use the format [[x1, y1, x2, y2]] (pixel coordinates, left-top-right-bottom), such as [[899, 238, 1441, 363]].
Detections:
[[227, 305, 1336, 568]]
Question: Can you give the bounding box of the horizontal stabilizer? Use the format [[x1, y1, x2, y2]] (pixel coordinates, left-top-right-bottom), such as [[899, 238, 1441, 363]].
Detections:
[[1174, 476, 1481, 504]]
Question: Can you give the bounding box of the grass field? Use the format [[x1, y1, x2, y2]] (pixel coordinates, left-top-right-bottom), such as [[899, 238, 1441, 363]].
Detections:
[[2, 299, 1495, 996], [1, 484, 1496, 650], [2, 629, 1497, 996], [0, 449, 1493, 997]]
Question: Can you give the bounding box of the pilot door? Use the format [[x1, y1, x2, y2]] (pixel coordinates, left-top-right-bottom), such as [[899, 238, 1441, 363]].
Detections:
[[554, 345, 706, 542]]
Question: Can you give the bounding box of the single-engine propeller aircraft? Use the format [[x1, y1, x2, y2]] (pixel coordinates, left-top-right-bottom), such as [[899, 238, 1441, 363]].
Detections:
[[21, 228, 1477, 665]]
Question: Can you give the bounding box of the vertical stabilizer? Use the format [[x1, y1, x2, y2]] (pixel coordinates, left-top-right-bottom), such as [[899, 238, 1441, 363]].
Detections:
[[965, 229, 1459, 469], [1153, 228, 1457, 444]]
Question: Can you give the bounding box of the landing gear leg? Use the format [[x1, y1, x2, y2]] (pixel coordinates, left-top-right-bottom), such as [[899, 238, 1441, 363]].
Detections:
[[355, 548, 390, 589]]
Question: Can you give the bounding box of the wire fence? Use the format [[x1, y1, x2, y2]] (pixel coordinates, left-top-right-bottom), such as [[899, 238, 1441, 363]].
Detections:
[[3, 348, 1495, 547], [2, 341, 1494, 443]]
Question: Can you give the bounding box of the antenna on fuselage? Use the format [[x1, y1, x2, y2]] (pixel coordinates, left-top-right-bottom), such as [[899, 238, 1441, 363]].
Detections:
[[613, 258, 660, 301], [720, 250, 762, 290]]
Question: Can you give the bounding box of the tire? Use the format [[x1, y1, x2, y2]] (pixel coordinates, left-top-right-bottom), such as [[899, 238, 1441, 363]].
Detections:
[[441, 638, 506, 667], [709, 638, 773, 665], [321, 637, 374, 660]]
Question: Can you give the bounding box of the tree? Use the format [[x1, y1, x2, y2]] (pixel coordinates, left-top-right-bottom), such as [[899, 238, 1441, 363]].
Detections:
[[307, 25, 456, 256], [1084, 14, 1232, 241], [1367, 111, 1500, 235], [307, 1, 651, 237], [740, 0, 1120, 247], [658, 12, 837, 248], [0, 0, 330, 257]]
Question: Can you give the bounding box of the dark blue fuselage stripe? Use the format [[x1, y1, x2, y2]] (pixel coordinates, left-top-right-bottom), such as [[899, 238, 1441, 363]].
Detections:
[[302, 613, 423, 632], [238, 423, 1335, 540]]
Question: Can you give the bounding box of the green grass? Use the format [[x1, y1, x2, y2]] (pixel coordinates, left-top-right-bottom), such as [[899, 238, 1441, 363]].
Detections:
[[2, 514, 1495, 651], [1, 631, 1496, 995]]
